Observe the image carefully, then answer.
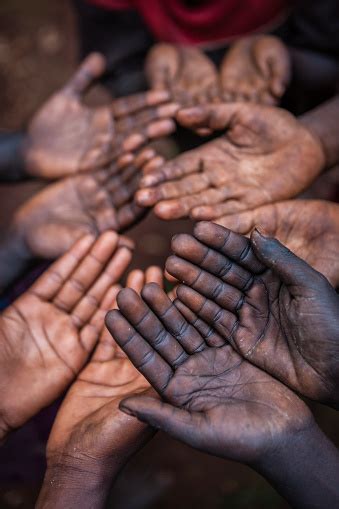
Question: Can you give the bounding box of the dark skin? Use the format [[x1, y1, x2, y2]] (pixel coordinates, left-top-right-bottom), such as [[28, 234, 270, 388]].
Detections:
[[220, 35, 291, 104], [36, 268, 163, 509], [136, 103, 325, 220], [166, 222, 339, 408], [24, 53, 177, 179], [146, 43, 220, 106], [13, 149, 157, 260], [215, 199, 339, 288], [0, 232, 132, 442], [107, 284, 339, 509]]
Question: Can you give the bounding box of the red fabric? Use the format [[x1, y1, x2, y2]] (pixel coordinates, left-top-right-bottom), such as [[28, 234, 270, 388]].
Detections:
[[88, 0, 290, 45]]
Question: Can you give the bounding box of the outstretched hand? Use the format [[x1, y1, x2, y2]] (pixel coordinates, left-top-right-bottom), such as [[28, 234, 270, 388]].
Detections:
[[14, 148, 159, 260], [105, 283, 312, 466], [166, 222, 339, 408], [146, 43, 219, 106], [220, 35, 291, 104], [215, 199, 339, 288], [24, 53, 177, 179], [0, 232, 133, 441], [136, 103, 325, 220]]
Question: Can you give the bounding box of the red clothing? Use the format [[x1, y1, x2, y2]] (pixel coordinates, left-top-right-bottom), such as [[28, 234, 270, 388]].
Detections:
[[87, 0, 290, 45]]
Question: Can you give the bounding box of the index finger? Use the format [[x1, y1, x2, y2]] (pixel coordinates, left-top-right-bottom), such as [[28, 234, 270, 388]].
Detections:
[[111, 90, 171, 117]]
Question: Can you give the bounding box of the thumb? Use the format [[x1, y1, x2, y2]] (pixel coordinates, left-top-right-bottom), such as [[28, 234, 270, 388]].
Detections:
[[120, 396, 203, 448], [253, 37, 290, 97], [250, 228, 321, 288], [63, 52, 106, 97], [145, 43, 179, 90], [176, 103, 243, 132]]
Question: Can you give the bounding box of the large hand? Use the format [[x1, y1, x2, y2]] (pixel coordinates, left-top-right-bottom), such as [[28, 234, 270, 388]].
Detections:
[[166, 222, 339, 407], [136, 103, 325, 220], [105, 283, 311, 466], [215, 199, 339, 287], [146, 43, 219, 106], [0, 232, 132, 440], [14, 149, 157, 259], [220, 35, 291, 104], [24, 53, 176, 179]]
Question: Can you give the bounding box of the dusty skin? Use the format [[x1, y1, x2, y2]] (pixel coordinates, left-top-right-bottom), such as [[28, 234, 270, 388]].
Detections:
[[0, 232, 133, 441], [220, 35, 291, 104], [215, 199, 339, 287], [106, 283, 312, 466], [166, 222, 339, 408], [24, 53, 177, 179], [136, 103, 325, 220]]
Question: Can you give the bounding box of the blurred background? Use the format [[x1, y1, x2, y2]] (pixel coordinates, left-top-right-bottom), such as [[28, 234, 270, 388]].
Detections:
[[0, 1, 338, 508]]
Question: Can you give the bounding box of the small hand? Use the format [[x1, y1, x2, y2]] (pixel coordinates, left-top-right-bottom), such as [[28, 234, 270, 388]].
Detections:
[[14, 148, 159, 259], [0, 232, 133, 440], [214, 199, 339, 287], [220, 35, 291, 104], [105, 283, 312, 466], [136, 103, 325, 220], [166, 222, 339, 408], [146, 43, 219, 106], [24, 53, 176, 179]]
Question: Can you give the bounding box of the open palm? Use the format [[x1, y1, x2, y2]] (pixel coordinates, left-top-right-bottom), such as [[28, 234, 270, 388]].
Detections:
[[136, 103, 324, 220], [0, 232, 132, 439], [167, 222, 339, 408], [106, 283, 311, 464]]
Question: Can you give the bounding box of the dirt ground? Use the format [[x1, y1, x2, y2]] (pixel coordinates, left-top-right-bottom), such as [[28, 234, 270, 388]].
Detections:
[[0, 1, 338, 509]]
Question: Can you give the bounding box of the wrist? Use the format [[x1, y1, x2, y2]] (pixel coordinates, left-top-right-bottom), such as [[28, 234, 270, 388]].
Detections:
[[299, 96, 339, 170], [254, 420, 339, 509]]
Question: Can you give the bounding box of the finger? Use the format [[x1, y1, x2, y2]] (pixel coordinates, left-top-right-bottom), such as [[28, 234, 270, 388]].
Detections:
[[145, 43, 179, 90], [126, 269, 145, 295], [71, 245, 132, 327], [214, 211, 256, 234], [250, 229, 324, 288], [193, 222, 265, 273], [165, 256, 244, 313], [120, 396, 205, 449], [111, 174, 140, 208], [143, 155, 166, 173], [30, 234, 96, 300], [145, 266, 164, 288], [117, 201, 146, 231], [189, 198, 247, 220], [63, 53, 106, 96], [176, 103, 243, 131], [176, 285, 237, 342], [53, 231, 120, 312], [111, 90, 170, 117], [116, 103, 179, 133], [171, 234, 254, 291], [138, 172, 209, 205], [174, 299, 225, 347], [122, 119, 176, 152], [138, 151, 201, 190], [105, 309, 173, 392], [141, 283, 206, 354], [117, 288, 189, 367]]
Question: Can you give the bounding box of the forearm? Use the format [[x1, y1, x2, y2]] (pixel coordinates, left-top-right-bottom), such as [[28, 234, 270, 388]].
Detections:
[[36, 458, 118, 509], [300, 95, 339, 170], [0, 224, 31, 292], [0, 132, 27, 182], [255, 422, 339, 509]]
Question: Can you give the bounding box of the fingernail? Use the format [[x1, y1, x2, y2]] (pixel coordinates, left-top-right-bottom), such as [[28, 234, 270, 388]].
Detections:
[[120, 404, 136, 417]]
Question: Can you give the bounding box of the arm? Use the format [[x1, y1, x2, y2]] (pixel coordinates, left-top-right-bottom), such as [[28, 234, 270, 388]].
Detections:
[[0, 225, 31, 292], [299, 95, 339, 169], [256, 423, 339, 509], [0, 132, 27, 182]]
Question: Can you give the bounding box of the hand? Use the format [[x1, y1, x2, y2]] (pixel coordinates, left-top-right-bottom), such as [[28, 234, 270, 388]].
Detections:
[[0, 232, 132, 440], [220, 35, 291, 104], [146, 43, 219, 106], [36, 267, 163, 509], [214, 199, 339, 287], [136, 103, 325, 220], [166, 222, 339, 408], [14, 148, 158, 259], [24, 53, 177, 179], [105, 283, 312, 466]]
